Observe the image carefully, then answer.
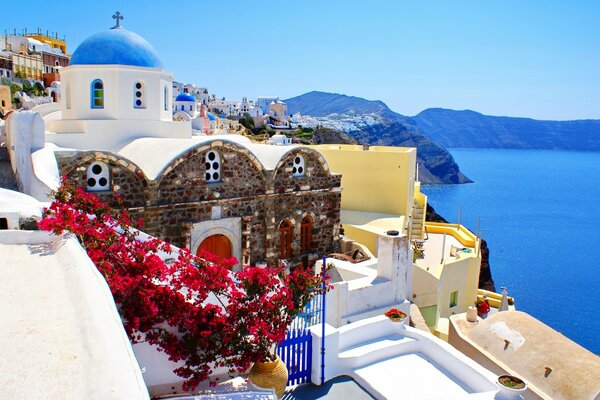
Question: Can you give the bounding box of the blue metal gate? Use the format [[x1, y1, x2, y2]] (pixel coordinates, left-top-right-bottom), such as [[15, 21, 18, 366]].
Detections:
[[277, 294, 323, 385]]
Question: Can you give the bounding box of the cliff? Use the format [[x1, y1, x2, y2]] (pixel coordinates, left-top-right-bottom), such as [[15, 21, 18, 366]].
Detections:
[[286, 92, 471, 184], [414, 108, 600, 151]]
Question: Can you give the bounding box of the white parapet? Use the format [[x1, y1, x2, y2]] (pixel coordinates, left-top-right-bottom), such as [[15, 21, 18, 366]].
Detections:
[[310, 315, 501, 399]]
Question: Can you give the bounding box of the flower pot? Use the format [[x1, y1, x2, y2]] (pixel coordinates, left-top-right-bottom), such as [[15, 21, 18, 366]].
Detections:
[[497, 374, 527, 399], [389, 316, 407, 323], [249, 355, 288, 398]]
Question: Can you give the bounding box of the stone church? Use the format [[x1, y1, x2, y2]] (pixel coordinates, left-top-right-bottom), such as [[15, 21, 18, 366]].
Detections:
[[25, 19, 342, 267]]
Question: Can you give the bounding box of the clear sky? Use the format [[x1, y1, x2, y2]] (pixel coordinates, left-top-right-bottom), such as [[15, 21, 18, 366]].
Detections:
[[2, 0, 599, 120]]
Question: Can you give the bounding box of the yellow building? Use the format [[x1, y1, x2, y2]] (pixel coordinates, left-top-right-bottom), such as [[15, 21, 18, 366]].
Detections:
[[26, 33, 67, 54], [412, 222, 482, 339], [309, 144, 424, 252], [11, 53, 43, 81], [310, 143, 482, 340]]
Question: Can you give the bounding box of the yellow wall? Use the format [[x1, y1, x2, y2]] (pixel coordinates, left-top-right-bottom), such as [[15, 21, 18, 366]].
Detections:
[[425, 222, 477, 248], [436, 254, 481, 320], [310, 145, 416, 216]]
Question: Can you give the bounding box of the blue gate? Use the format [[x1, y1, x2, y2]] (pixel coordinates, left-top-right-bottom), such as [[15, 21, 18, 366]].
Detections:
[[277, 294, 323, 385]]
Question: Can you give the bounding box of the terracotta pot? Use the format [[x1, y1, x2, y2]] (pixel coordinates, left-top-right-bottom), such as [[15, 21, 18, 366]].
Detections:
[[497, 374, 527, 399], [249, 355, 288, 398]]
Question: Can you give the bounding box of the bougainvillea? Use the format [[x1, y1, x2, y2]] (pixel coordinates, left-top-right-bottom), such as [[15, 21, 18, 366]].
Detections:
[[39, 179, 327, 390]]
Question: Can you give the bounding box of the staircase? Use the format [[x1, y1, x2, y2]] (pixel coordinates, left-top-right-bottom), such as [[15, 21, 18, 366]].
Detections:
[[0, 147, 18, 191], [410, 200, 425, 240]]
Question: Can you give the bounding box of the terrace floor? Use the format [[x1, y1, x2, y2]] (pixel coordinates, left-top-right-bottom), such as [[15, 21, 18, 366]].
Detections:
[[283, 376, 374, 400], [415, 232, 475, 276]]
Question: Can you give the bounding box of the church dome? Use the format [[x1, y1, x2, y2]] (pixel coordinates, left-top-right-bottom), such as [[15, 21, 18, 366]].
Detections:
[[70, 27, 164, 68], [175, 93, 196, 102]]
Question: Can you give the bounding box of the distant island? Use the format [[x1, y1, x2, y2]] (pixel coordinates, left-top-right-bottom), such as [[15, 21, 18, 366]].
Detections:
[[412, 108, 600, 151]]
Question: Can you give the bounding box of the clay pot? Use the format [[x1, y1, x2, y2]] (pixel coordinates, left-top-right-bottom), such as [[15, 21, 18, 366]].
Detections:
[[249, 355, 288, 398]]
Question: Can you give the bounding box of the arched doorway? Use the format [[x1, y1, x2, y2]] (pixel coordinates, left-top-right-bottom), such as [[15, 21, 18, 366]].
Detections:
[[197, 234, 232, 260]]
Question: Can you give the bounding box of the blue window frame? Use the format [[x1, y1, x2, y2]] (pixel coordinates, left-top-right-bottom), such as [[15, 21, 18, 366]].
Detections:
[[91, 79, 104, 109]]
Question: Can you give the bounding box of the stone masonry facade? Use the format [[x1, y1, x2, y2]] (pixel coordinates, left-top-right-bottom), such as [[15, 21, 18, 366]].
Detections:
[[56, 141, 342, 267]]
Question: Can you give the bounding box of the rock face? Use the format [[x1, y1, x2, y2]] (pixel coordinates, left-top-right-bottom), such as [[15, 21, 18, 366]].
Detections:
[[414, 108, 600, 151], [309, 127, 358, 145], [426, 203, 495, 291], [286, 91, 471, 184]]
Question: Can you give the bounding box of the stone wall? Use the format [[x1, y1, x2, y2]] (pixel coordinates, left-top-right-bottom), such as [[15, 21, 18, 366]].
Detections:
[[56, 145, 342, 267]]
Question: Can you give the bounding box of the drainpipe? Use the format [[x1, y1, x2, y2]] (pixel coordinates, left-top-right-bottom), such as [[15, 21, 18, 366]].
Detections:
[[321, 255, 327, 385], [457, 206, 461, 230]]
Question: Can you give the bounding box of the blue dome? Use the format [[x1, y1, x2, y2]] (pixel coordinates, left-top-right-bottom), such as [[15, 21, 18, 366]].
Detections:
[[70, 27, 164, 68], [175, 93, 196, 102], [207, 112, 216, 121]]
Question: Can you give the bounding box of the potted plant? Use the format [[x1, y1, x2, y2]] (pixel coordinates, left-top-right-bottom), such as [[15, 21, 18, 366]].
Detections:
[[497, 374, 527, 399], [384, 307, 408, 323]]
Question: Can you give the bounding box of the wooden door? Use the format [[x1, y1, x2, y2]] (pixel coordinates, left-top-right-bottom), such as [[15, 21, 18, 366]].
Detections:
[[197, 234, 232, 260]]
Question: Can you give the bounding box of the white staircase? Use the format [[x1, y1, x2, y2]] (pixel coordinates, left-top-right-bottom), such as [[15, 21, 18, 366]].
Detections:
[[411, 200, 425, 240]]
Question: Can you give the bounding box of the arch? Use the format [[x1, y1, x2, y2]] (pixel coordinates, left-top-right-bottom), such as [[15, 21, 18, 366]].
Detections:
[[133, 81, 145, 109], [197, 234, 232, 261], [91, 79, 104, 109], [155, 140, 267, 184], [301, 215, 313, 254], [190, 219, 241, 268], [273, 147, 331, 177], [279, 219, 293, 259]]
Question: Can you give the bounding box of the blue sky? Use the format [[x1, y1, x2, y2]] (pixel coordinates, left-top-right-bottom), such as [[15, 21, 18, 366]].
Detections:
[[2, 0, 599, 120]]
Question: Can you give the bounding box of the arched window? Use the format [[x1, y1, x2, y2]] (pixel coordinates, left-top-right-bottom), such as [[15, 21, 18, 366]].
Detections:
[[301, 216, 313, 254], [87, 161, 110, 191], [134, 81, 144, 108], [91, 79, 104, 109], [292, 154, 305, 177], [279, 220, 292, 259], [204, 150, 221, 183]]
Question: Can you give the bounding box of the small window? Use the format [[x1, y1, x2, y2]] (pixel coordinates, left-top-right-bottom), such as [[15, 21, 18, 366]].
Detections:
[[164, 85, 168, 111], [279, 220, 292, 259], [292, 154, 305, 177], [450, 291, 458, 308], [301, 216, 313, 254], [55, 60, 60, 66], [134, 81, 145, 109], [0, 218, 8, 230], [87, 161, 110, 191], [1, 100, 5, 107], [91, 79, 104, 109], [204, 150, 221, 183]]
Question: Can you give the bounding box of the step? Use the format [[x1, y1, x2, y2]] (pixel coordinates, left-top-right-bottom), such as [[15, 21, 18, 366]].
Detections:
[[339, 335, 417, 368]]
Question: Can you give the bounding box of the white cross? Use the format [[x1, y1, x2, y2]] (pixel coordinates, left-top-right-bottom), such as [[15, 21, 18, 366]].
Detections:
[[112, 11, 124, 28]]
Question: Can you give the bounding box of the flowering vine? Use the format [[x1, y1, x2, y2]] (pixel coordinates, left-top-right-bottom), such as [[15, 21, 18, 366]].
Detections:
[[39, 180, 327, 390]]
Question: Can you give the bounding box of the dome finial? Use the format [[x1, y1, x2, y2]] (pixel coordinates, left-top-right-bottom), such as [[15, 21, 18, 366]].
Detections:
[[112, 11, 124, 29]]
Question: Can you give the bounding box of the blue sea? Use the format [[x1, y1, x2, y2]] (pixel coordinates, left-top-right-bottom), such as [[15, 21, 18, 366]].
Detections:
[[423, 148, 600, 355]]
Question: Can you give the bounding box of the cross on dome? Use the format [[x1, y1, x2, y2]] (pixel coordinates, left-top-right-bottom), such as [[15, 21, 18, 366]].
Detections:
[[112, 11, 124, 28]]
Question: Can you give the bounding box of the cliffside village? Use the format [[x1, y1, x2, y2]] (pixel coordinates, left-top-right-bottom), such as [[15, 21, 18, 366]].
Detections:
[[0, 16, 598, 400]]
